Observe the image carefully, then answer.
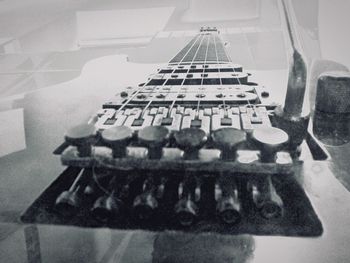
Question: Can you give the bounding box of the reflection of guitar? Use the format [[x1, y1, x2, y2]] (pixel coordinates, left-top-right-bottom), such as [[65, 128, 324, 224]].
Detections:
[[22, 27, 325, 236]]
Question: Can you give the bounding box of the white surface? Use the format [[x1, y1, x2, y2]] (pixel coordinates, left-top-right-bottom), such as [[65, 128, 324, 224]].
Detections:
[[319, 0, 350, 70], [76, 7, 175, 45], [182, 0, 259, 22], [0, 108, 26, 157]]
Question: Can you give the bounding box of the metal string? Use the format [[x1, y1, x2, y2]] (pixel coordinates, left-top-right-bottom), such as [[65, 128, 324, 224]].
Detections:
[[213, 33, 229, 117], [168, 33, 206, 117], [91, 33, 204, 195], [221, 30, 257, 114], [195, 33, 210, 117]]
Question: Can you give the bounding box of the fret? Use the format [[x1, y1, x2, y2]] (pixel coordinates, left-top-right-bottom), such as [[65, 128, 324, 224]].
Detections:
[[214, 35, 230, 62], [182, 34, 204, 62], [206, 34, 217, 62], [194, 35, 209, 62], [170, 32, 230, 64], [169, 35, 199, 63]]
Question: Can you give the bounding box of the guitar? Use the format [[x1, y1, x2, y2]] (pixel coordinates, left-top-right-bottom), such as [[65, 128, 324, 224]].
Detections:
[[21, 27, 326, 236]]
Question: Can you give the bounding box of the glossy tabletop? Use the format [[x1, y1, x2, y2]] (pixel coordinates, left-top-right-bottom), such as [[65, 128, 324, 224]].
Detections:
[[1, 0, 350, 262]]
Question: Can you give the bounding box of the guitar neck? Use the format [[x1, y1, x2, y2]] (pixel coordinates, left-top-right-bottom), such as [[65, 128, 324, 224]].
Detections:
[[169, 27, 230, 65]]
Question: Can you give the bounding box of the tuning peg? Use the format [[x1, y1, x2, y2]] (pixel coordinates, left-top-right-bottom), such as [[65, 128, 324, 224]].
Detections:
[[55, 188, 81, 218], [65, 124, 97, 157], [174, 197, 199, 227], [174, 128, 207, 160], [212, 128, 247, 160], [91, 193, 124, 223], [138, 126, 170, 159], [174, 180, 199, 227], [216, 178, 241, 225], [133, 179, 158, 221], [251, 176, 283, 219], [90, 177, 124, 222], [101, 126, 133, 158], [55, 169, 89, 217], [251, 127, 289, 162]]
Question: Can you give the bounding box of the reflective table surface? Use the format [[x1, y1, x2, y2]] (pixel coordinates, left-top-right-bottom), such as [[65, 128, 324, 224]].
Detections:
[[1, 0, 350, 262]]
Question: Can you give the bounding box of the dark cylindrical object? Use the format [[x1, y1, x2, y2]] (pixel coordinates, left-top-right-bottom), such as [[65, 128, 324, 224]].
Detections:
[[174, 128, 207, 160], [90, 176, 124, 222], [216, 178, 241, 225], [64, 124, 97, 157], [133, 178, 158, 221], [315, 71, 350, 113], [91, 193, 123, 223], [101, 126, 133, 158], [55, 169, 90, 217], [174, 179, 199, 227], [138, 126, 170, 159], [312, 71, 350, 144], [211, 128, 247, 161], [251, 176, 283, 219], [313, 110, 350, 146]]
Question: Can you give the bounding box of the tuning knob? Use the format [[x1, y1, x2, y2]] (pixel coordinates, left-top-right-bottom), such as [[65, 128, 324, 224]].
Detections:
[[101, 126, 133, 158], [55, 169, 88, 217], [212, 128, 247, 160], [251, 176, 283, 219], [216, 179, 241, 225], [133, 179, 158, 221], [174, 128, 207, 159], [251, 127, 289, 162], [174, 179, 199, 227], [174, 197, 199, 227], [90, 177, 124, 222], [138, 126, 170, 159], [65, 124, 97, 157], [91, 194, 123, 223]]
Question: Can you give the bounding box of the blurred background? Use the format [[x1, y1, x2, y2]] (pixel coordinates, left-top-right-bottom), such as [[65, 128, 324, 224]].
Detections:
[[0, 0, 349, 98]]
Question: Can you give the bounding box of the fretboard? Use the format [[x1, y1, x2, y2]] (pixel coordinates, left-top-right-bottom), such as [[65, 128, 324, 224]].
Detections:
[[169, 32, 230, 64]]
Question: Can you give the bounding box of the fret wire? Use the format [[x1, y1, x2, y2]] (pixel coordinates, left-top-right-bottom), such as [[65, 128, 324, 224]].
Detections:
[[168, 33, 206, 116], [114, 78, 158, 116], [196, 34, 210, 116], [141, 34, 203, 117], [141, 89, 156, 116], [220, 31, 255, 113], [114, 61, 176, 116], [237, 26, 257, 113], [178, 34, 205, 102], [118, 34, 203, 116], [213, 33, 228, 117], [183, 34, 204, 63], [169, 35, 199, 64]]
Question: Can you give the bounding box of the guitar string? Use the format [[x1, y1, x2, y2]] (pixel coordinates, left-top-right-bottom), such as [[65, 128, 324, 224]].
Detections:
[[236, 26, 258, 113], [142, 33, 203, 118], [114, 34, 200, 118], [167, 33, 206, 118], [195, 32, 210, 118], [91, 33, 203, 195], [213, 32, 229, 117], [92, 29, 258, 195], [221, 29, 256, 115], [142, 34, 202, 117]]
